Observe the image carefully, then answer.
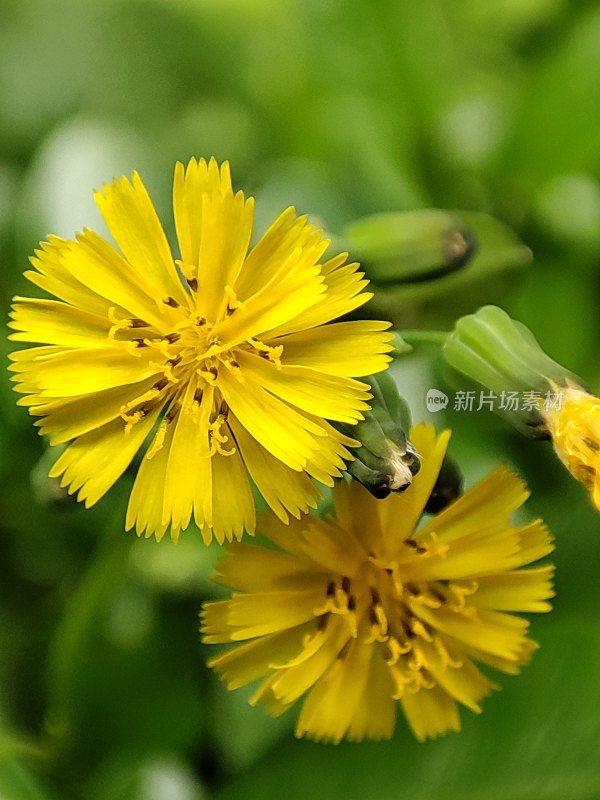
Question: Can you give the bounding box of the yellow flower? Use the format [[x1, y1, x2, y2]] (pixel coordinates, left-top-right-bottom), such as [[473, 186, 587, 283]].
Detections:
[[543, 383, 600, 508], [9, 158, 392, 543], [202, 424, 554, 743]]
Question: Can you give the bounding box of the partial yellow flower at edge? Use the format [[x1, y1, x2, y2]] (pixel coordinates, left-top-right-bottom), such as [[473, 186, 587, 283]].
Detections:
[[8, 157, 393, 544], [542, 383, 600, 509], [201, 423, 555, 743]]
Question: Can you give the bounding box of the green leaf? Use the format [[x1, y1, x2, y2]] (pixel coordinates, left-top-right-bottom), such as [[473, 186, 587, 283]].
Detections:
[[214, 621, 600, 800], [0, 760, 55, 800], [366, 211, 531, 328], [500, 5, 600, 183]]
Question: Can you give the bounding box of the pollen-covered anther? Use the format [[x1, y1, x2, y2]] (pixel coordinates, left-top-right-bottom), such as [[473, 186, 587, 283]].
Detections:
[[447, 580, 478, 608], [403, 538, 427, 555], [314, 578, 352, 617], [107, 307, 150, 342], [371, 557, 404, 595], [223, 357, 244, 381], [385, 636, 411, 666], [433, 635, 462, 669], [208, 415, 235, 457], [247, 338, 284, 369], [198, 366, 218, 385], [120, 388, 162, 431], [365, 602, 389, 644], [409, 584, 444, 609], [175, 259, 195, 282], [413, 669, 436, 691], [413, 532, 449, 560], [410, 618, 433, 642], [152, 354, 183, 383], [369, 587, 389, 630], [145, 401, 181, 460], [122, 409, 144, 433], [146, 337, 178, 359], [224, 285, 243, 315]]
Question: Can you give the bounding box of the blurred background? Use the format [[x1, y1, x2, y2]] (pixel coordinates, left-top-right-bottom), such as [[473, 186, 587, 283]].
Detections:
[[1, 0, 600, 798]]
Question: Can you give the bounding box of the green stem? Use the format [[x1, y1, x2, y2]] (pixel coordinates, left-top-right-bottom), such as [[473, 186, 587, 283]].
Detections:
[[0, 733, 48, 763], [45, 512, 134, 742], [398, 329, 449, 348]]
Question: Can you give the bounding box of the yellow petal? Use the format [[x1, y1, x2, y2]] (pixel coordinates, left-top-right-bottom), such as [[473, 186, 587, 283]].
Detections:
[[218, 366, 325, 471], [213, 246, 327, 347], [295, 638, 373, 744], [25, 235, 112, 317], [400, 684, 460, 742], [229, 413, 320, 524], [95, 171, 188, 307], [236, 351, 371, 423], [271, 616, 352, 705], [195, 189, 254, 321], [206, 626, 309, 689], [210, 444, 256, 544], [17, 347, 160, 399], [173, 157, 232, 273], [235, 208, 321, 301], [303, 417, 356, 486], [29, 376, 162, 445], [378, 424, 451, 556], [49, 409, 160, 507], [431, 657, 496, 713], [333, 478, 385, 555], [296, 517, 365, 578], [162, 380, 212, 537], [420, 466, 529, 545], [212, 541, 325, 593], [414, 603, 529, 661], [126, 419, 176, 542], [346, 648, 397, 741], [472, 566, 555, 612], [61, 230, 176, 330], [265, 255, 373, 338], [278, 320, 394, 377], [211, 588, 324, 641], [9, 298, 111, 348]]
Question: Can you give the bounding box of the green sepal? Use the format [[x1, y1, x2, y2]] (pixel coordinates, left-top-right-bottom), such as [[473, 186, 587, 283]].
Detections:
[[442, 305, 585, 436], [335, 373, 419, 498], [424, 455, 463, 513], [342, 209, 476, 285]]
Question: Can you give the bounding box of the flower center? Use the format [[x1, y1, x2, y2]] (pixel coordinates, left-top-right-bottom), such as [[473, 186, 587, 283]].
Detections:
[[313, 537, 477, 696], [107, 301, 283, 458]]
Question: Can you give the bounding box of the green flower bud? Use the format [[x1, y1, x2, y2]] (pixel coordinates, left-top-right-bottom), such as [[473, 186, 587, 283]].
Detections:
[[443, 305, 600, 512], [442, 305, 584, 437], [424, 455, 463, 514], [342, 210, 476, 285], [336, 373, 420, 498]]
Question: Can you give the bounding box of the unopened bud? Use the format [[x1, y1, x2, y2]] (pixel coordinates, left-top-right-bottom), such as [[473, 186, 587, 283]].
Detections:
[[424, 455, 463, 513], [443, 305, 600, 512], [336, 373, 420, 499], [342, 210, 476, 285], [443, 305, 583, 437]]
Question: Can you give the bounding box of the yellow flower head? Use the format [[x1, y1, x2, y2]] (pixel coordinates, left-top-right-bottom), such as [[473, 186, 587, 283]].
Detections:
[[543, 383, 600, 508], [9, 158, 392, 543], [202, 424, 554, 743]]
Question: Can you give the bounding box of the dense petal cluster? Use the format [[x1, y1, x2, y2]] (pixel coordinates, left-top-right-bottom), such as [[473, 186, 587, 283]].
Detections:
[[543, 383, 600, 508], [9, 158, 392, 543], [202, 424, 554, 743]]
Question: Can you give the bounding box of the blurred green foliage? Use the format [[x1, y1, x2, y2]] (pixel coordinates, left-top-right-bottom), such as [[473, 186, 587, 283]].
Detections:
[[2, 0, 600, 798]]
